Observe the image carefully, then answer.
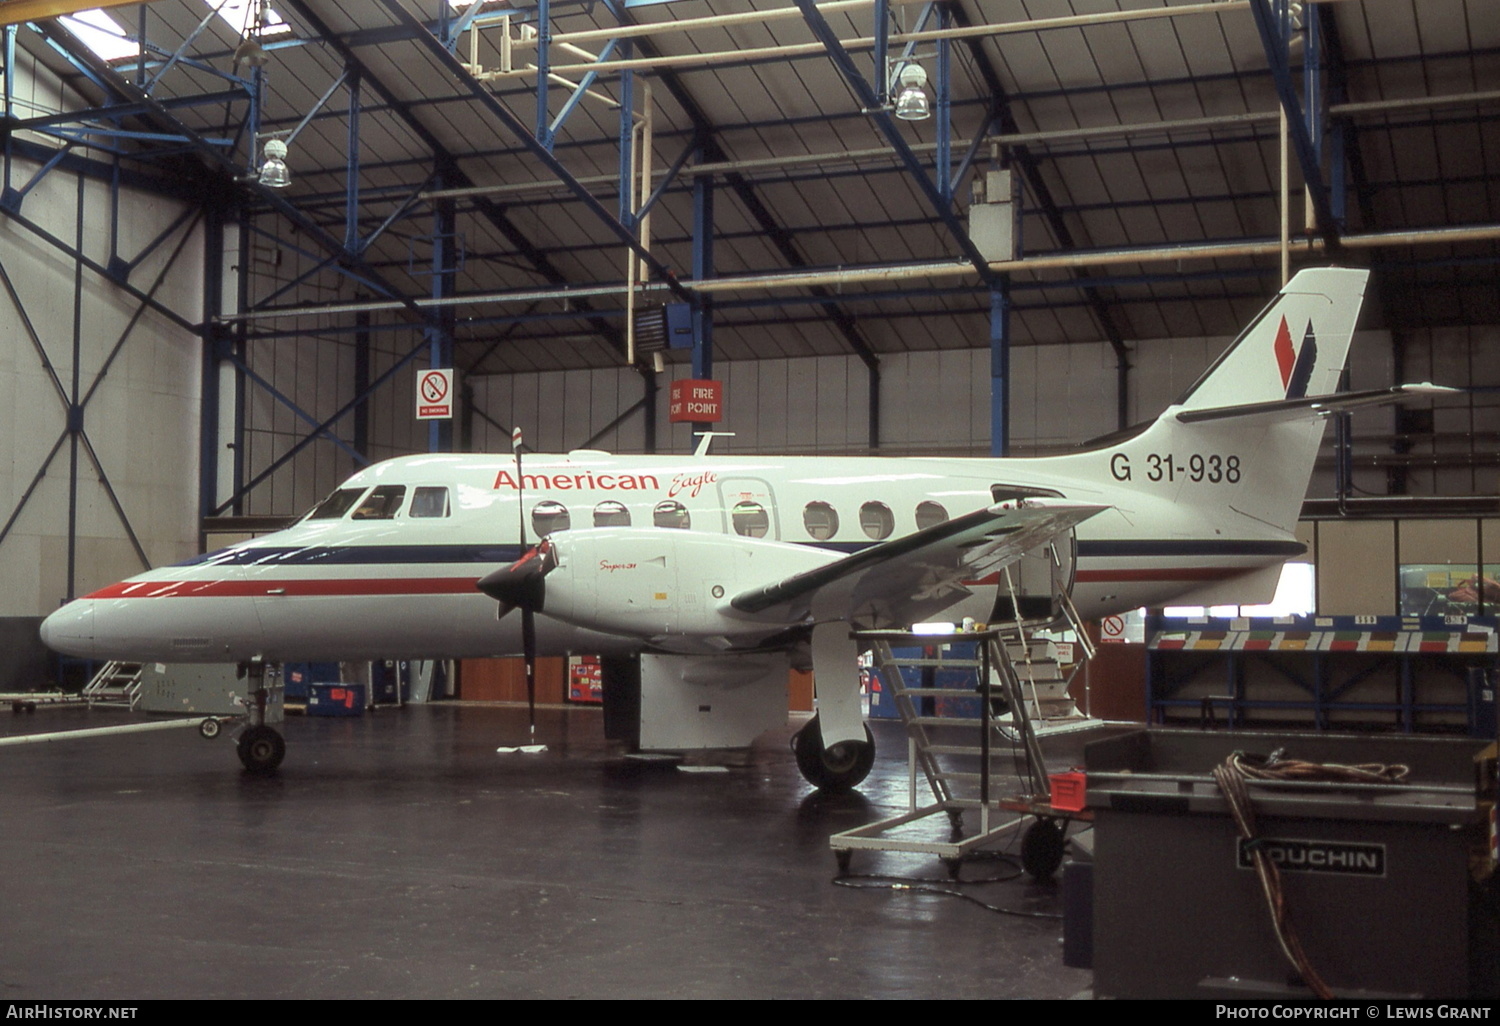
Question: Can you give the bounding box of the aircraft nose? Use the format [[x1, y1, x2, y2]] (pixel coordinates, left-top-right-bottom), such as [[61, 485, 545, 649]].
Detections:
[[39, 601, 95, 658]]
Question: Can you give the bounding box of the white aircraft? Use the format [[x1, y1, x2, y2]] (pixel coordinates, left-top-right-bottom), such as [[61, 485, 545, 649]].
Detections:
[[39, 267, 1447, 785]]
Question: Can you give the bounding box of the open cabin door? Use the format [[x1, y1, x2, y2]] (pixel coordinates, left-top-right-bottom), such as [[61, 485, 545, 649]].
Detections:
[[987, 484, 1077, 625]]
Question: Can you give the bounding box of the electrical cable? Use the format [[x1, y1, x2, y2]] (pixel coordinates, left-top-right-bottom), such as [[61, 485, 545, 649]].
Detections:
[[832, 855, 1064, 920], [1211, 748, 1411, 1000]]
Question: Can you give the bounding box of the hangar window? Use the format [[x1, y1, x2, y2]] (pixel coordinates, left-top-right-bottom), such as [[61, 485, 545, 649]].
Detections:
[[653, 500, 691, 530], [860, 501, 895, 540], [307, 487, 366, 521], [594, 501, 631, 527], [352, 485, 406, 520], [915, 500, 948, 530], [802, 501, 839, 540], [531, 500, 571, 537], [409, 486, 450, 518], [732, 501, 770, 538]]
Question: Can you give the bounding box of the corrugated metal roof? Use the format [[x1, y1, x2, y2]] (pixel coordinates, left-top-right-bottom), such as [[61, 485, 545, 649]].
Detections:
[[14, 0, 1500, 372]]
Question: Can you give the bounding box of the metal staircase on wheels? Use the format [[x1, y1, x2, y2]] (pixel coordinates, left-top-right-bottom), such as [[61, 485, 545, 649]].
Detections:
[[831, 555, 1098, 877]]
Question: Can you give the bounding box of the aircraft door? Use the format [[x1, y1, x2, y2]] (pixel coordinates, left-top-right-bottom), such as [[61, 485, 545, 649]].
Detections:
[[716, 477, 780, 541], [988, 484, 1076, 625]]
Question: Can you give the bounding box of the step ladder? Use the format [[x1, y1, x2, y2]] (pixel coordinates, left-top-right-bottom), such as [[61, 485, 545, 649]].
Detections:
[[82, 661, 145, 709], [830, 562, 1100, 873]]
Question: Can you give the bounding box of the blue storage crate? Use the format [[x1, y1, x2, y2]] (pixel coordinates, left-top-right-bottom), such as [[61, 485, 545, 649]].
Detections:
[[307, 682, 365, 717]]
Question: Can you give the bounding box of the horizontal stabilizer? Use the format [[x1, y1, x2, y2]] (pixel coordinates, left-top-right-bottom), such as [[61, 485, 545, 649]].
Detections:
[[729, 499, 1106, 628], [1174, 383, 1460, 425]]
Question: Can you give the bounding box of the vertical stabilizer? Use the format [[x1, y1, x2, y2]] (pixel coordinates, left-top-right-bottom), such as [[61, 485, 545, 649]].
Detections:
[[1174, 267, 1369, 411], [1109, 267, 1371, 538]]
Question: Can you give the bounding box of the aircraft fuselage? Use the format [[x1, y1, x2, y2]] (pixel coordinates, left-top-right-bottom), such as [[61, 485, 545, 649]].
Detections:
[[40, 446, 1301, 664]]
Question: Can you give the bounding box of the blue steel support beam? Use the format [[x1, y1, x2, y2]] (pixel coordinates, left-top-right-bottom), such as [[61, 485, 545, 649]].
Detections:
[[1249, 0, 1340, 250], [0, 141, 75, 212], [229, 354, 367, 466], [380, 0, 688, 299], [546, 37, 621, 144], [536, 0, 550, 147], [215, 333, 437, 516], [428, 181, 457, 454], [691, 167, 713, 381], [941, 1, 1129, 429], [345, 66, 361, 255], [618, 52, 634, 228], [200, 202, 225, 547], [989, 283, 1008, 457], [794, 0, 992, 281], [935, 7, 951, 204], [29, 17, 438, 328], [596, 5, 882, 386]]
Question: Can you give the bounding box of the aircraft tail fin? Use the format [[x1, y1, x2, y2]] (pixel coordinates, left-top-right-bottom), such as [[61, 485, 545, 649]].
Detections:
[[1173, 266, 1370, 412], [1121, 267, 1371, 537]]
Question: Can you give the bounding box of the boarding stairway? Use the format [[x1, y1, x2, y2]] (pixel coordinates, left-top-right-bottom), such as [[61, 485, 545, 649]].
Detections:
[[81, 661, 145, 709], [832, 570, 1100, 874]]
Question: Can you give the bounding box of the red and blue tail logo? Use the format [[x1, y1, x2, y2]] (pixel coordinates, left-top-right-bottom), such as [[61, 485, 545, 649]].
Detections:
[[1273, 316, 1318, 399]]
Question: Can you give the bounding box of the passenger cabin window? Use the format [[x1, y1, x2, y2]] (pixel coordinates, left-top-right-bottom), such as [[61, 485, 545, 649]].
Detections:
[[531, 500, 571, 537], [915, 500, 948, 530], [352, 485, 406, 520], [732, 501, 770, 538], [653, 500, 690, 530], [307, 487, 365, 520], [860, 501, 894, 540], [409, 486, 450, 518], [594, 500, 631, 527], [803, 501, 839, 541]]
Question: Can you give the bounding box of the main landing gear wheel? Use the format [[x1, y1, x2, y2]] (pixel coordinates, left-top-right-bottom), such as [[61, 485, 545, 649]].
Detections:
[[791, 714, 875, 793], [237, 725, 285, 774], [1021, 817, 1066, 879]]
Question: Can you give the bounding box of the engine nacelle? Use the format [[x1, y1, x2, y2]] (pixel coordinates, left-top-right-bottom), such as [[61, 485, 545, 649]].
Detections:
[[535, 528, 837, 645]]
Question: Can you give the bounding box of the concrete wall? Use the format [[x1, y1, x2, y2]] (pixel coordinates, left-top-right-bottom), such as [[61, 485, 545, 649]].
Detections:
[[0, 156, 203, 617]]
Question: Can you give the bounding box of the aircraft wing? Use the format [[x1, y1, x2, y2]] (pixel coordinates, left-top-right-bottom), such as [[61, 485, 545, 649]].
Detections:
[[1174, 383, 1460, 424], [728, 499, 1107, 628]]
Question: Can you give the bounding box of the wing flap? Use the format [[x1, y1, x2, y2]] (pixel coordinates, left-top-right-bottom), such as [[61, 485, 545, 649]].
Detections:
[[728, 499, 1106, 628]]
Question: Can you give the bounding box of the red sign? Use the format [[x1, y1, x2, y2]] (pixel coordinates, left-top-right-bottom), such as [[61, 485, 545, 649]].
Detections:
[[668, 378, 723, 423]]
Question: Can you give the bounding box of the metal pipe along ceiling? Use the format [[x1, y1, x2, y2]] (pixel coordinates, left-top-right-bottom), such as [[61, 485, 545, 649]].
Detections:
[[215, 221, 1500, 325]]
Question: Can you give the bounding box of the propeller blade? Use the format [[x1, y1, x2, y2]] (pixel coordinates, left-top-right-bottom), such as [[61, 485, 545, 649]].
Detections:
[[485, 539, 551, 755]]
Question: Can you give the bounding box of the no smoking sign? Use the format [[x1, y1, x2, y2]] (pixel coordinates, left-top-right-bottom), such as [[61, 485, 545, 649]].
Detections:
[[416, 368, 454, 420]]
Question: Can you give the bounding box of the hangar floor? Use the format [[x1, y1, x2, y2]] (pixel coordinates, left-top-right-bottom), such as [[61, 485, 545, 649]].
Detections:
[[0, 703, 1094, 1000]]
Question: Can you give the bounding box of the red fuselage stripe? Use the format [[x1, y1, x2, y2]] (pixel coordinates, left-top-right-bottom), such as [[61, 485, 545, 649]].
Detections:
[[83, 578, 481, 600], [83, 565, 1245, 600]]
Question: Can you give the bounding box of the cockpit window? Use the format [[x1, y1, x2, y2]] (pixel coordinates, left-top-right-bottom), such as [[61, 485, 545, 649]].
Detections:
[[410, 486, 451, 518], [307, 487, 366, 520], [352, 485, 406, 520]]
